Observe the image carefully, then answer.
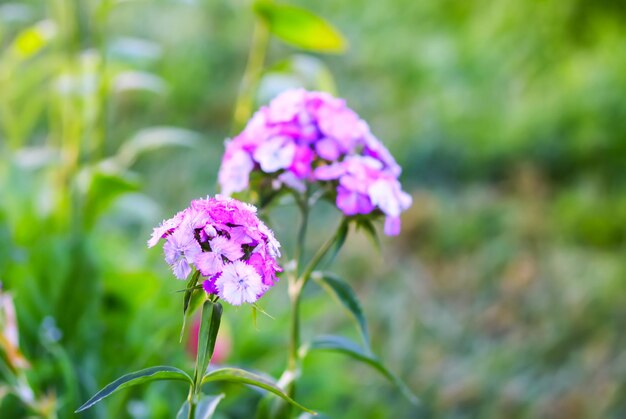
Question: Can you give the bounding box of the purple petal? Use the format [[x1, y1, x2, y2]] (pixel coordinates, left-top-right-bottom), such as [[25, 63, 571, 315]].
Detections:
[[384, 216, 401, 236], [172, 258, 192, 280], [314, 162, 345, 180], [210, 236, 244, 261], [315, 137, 341, 161], [195, 252, 224, 277], [336, 186, 375, 216]]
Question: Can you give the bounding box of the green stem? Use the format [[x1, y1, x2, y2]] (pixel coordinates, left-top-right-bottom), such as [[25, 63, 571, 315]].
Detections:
[[294, 190, 310, 276], [299, 218, 349, 287], [284, 199, 308, 401], [187, 384, 196, 419], [232, 17, 270, 132], [284, 213, 349, 409]]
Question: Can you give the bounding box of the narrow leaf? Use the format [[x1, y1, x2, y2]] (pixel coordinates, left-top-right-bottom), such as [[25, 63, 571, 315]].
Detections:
[[307, 336, 419, 406], [313, 272, 370, 348], [176, 401, 190, 419], [357, 218, 381, 251], [327, 219, 349, 265], [75, 366, 192, 412], [116, 126, 199, 167], [113, 70, 167, 95], [194, 301, 223, 389], [202, 368, 315, 414], [81, 168, 140, 228], [180, 271, 201, 342], [11, 20, 56, 58], [254, 1, 347, 53], [195, 393, 225, 419]]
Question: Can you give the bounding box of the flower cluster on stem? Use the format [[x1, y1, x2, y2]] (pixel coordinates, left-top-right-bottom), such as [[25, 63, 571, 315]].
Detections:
[[219, 89, 412, 235], [148, 195, 282, 306]]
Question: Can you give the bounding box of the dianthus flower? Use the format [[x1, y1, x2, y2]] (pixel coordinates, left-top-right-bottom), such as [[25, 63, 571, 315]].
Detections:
[[218, 89, 411, 235], [148, 195, 282, 306]]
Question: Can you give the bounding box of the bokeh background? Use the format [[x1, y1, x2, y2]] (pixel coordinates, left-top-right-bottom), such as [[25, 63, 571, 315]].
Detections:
[[1, 0, 626, 418]]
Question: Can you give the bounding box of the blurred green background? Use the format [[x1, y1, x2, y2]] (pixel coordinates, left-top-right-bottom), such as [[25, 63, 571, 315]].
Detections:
[[1, 0, 626, 418]]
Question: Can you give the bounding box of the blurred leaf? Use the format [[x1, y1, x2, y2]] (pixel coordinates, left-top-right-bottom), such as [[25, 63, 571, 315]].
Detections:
[[194, 301, 223, 389], [195, 393, 225, 419], [306, 335, 419, 406], [201, 368, 315, 414], [253, 1, 347, 53], [327, 219, 349, 265], [0, 3, 34, 24], [12, 146, 61, 170], [75, 366, 192, 412], [11, 20, 56, 59], [181, 271, 201, 342], [81, 168, 140, 228], [356, 218, 381, 251], [112, 71, 167, 95], [176, 401, 190, 419], [108, 36, 162, 63], [115, 126, 200, 167], [312, 272, 370, 348], [176, 394, 225, 419]]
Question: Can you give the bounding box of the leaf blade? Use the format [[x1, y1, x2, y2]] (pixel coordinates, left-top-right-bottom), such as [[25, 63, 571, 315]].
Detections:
[[116, 126, 199, 167], [195, 393, 225, 419], [313, 272, 370, 348], [180, 271, 201, 342], [201, 367, 315, 414], [194, 301, 223, 389], [176, 401, 190, 419], [307, 335, 419, 406], [254, 1, 347, 53], [75, 366, 192, 413]]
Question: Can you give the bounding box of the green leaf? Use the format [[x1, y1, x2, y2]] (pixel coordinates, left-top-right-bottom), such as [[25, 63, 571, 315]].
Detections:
[[356, 218, 381, 252], [327, 219, 349, 265], [75, 366, 192, 413], [181, 271, 201, 342], [312, 272, 370, 348], [176, 401, 190, 419], [116, 126, 199, 167], [254, 1, 347, 53], [201, 368, 315, 414], [194, 301, 223, 389], [113, 71, 167, 95], [11, 20, 56, 59], [195, 393, 225, 419], [306, 336, 419, 406], [80, 168, 140, 228]]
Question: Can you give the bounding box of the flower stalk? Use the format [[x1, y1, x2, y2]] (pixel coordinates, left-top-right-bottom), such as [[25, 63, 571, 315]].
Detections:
[[283, 199, 349, 406]]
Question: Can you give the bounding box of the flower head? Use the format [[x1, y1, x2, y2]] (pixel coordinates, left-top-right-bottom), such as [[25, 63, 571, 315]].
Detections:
[[218, 89, 411, 235], [148, 195, 282, 305]]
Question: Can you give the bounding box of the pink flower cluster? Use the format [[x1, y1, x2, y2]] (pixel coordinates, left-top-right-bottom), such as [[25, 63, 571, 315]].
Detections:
[[148, 196, 282, 306], [218, 89, 412, 235]]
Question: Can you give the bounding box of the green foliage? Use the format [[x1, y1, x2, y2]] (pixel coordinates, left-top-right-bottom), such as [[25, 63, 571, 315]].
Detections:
[[313, 272, 370, 347], [176, 394, 224, 419], [1, 0, 625, 417], [201, 367, 315, 414], [194, 301, 223, 391], [194, 393, 225, 419], [76, 366, 192, 413], [306, 335, 418, 406], [254, 1, 347, 53]]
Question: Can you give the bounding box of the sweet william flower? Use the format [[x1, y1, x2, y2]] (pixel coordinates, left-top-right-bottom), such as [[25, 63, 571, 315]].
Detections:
[[163, 227, 202, 280], [148, 195, 282, 305], [218, 89, 412, 235], [216, 261, 264, 306]]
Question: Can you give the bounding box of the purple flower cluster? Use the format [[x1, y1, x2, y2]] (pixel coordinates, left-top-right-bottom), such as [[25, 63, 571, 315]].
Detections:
[[148, 196, 282, 306], [218, 89, 412, 235]]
